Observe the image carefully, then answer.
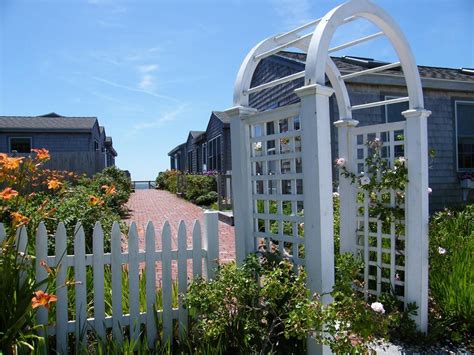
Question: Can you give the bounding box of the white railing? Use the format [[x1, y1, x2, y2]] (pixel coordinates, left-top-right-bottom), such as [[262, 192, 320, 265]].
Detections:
[[0, 211, 219, 352]]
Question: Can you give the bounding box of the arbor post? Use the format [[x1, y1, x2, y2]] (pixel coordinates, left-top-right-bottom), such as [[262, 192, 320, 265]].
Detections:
[[296, 84, 335, 355], [225, 105, 258, 265], [403, 108, 431, 333]]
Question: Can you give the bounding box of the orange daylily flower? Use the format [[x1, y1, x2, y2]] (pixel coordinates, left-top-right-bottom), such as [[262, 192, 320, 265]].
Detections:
[[0, 156, 24, 170], [10, 211, 29, 226], [31, 290, 57, 310], [101, 184, 116, 195], [0, 187, 19, 200], [47, 179, 62, 190], [31, 148, 50, 161], [88, 195, 103, 206]]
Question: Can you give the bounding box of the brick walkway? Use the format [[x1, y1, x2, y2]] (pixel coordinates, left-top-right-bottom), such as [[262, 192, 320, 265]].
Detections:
[[124, 189, 235, 264]]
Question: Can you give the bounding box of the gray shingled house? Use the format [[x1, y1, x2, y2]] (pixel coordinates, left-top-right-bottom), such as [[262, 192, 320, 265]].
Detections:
[[168, 111, 232, 174], [0, 112, 117, 175], [169, 52, 474, 210]]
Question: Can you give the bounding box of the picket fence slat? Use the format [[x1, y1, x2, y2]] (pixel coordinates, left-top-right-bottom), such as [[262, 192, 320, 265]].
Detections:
[[192, 221, 202, 277], [74, 223, 87, 349], [145, 221, 157, 348], [16, 226, 28, 286], [111, 222, 123, 345], [92, 222, 106, 339], [127, 222, 140, 343], [4, 213, 219, 350], [161, 221, 173, 345], [35, 222, 48, 334], [177, 221, 188, 339], [55, 223, 68, 353]]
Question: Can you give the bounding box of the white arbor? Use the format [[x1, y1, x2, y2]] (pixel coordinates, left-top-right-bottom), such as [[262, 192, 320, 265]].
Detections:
[[226, 0, 430, 349]]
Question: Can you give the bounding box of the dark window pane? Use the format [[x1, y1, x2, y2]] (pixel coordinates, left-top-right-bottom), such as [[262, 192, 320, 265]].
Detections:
[[385, 97, 408, 123], [457, 102, 474, 169], [10, 137, 31, 153]]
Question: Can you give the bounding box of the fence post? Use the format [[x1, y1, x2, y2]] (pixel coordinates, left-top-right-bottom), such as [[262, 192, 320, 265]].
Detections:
[[225, 106, 257, 264], [203, 210, 219, 279], [403, 108, 431, 333]]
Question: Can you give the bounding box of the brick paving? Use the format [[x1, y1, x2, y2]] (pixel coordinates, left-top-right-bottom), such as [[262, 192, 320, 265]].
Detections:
[[123, 190, 235, 275]]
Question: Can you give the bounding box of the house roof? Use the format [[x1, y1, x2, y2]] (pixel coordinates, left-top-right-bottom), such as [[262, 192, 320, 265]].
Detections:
[[212, 111, 231, 124], [189, 131, 205, 139], [168, 143, 186, 155], [0, 113, 98, 132], [274, 51, 474, 83]]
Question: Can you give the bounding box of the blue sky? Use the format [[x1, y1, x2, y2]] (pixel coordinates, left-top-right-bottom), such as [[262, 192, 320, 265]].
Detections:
[[1, 0, 473, 180]]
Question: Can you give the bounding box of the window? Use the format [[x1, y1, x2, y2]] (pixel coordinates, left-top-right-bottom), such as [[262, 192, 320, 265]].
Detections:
[[207, 136, 222, 172], [456, 101, 474, 170], [187, 150, 193, 172], [9, 137, 31, 153], [202, 143, 207, 172], [384, 96, 408, 123], [94, 140, 100, 151]]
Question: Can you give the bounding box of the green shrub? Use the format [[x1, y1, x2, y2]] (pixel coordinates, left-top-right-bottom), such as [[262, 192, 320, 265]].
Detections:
[[195, 191, 218, 206], [156, 170, 181, 193], [429, 205, 474, 337], [183, 175, 216, 203]]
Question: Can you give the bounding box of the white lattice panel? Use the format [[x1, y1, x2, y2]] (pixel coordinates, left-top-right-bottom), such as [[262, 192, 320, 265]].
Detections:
[[352, 121, 407, 300], [244, 104, 305, 265]]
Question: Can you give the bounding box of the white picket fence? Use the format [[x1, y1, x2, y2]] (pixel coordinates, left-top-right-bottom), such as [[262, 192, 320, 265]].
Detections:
[[0, 211, 219, 353]]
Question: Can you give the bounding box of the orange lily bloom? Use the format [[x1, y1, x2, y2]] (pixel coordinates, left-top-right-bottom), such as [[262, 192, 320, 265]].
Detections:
[[31, 148, 50, 161], [47, 179, 62, 190], [31, 290, 57, 310], [101, 184, 116, 195], [88, 195, 103, 206], [1, 156, 24, 170], [11, 211, 29, 226], [0, 187, 19, 200]]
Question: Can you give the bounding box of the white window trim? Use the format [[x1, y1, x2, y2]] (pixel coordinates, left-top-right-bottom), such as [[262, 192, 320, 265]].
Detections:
[[455, 100, 474, 172], [8, 136, 32, 153]]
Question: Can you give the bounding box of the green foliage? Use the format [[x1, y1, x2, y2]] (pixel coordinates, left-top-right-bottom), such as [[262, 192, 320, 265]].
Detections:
[[155, 170, 181, 194], [429, 205, 474, 343], [182, 175, 216, 203], [0, 237, 54, 354], [195, 191, 218, 206], [185, 254, 315, 353]]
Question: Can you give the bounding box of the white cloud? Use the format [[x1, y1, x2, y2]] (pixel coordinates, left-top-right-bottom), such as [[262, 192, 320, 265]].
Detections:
[[138, 74, 154, 90], [133, 104, 189, 131], [137, 64, 159, 73], [92, 76, 177, 101]]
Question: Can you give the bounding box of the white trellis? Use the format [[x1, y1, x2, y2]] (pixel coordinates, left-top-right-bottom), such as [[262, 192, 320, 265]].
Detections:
[[226, 0, 431, 347]]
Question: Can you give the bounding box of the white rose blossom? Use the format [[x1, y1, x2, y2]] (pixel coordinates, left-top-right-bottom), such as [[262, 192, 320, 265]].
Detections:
[[360, 175, 371, 186], [438, 247, 446, 255], [370, 302, 385, 314], [335, 157, 346, 167]]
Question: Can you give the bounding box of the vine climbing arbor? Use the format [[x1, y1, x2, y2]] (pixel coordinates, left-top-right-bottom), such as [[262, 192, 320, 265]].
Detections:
[[226, 0, 431, 348]]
